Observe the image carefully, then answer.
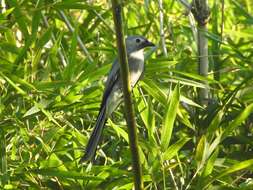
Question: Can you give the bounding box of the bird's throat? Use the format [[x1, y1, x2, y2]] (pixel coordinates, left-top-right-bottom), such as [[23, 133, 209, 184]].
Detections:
[[128, 49, 144, 61]]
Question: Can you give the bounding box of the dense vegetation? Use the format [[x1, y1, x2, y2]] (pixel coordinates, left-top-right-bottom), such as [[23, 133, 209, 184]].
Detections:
[[0, 0, 253, 189]]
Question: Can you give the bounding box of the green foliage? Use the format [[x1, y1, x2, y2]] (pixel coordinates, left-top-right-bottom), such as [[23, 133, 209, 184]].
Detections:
[[0, 0, 253, 189]]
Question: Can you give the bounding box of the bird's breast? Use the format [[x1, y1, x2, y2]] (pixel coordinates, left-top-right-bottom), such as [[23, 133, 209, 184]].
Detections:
[[128, 57, 144, 88]]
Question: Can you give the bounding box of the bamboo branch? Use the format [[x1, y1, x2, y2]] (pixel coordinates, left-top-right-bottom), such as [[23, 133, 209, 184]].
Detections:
[[212, 0, 221, 81], [177, 0, 191, 11], [58, 10, 93, 63], [111, 0, 143, 189], [158, 0, 168, 56], [92, 10, 115, 33], [177, 0, 198, 53], [212, 0, 224, 82], [42, 14, 67, 67]]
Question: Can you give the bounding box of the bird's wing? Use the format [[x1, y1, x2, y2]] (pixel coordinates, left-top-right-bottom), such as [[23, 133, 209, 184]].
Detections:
[[80, 61, 120, 162], [99, 59, 120, 111]]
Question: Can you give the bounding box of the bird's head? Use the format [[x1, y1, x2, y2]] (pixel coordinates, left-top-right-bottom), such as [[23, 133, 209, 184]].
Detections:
[[125, 35, 155, 54]]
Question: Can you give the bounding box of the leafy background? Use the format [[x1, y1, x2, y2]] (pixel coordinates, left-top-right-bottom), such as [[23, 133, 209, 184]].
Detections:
[[0, 0, 253, 189]]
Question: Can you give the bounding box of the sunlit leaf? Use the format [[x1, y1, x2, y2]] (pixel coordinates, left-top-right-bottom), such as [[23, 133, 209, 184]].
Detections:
[[161, 84, 180, 151]]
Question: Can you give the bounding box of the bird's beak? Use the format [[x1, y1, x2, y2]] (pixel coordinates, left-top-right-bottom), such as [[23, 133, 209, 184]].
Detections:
[[143, 39, 155, 48]]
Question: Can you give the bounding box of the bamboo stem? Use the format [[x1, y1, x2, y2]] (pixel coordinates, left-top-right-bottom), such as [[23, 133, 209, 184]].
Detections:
[[111, 0, 143, 189], [191, 0, 210, 105], [197, 26, 209, 104], [158, 0, 168, 56]]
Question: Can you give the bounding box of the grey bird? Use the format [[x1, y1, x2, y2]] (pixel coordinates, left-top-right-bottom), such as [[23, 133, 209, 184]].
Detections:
[[80, 35, 155, 163]]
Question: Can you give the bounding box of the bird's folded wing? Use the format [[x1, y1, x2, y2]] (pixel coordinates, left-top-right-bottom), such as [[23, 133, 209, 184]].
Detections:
[[99, 60, 120, 112]]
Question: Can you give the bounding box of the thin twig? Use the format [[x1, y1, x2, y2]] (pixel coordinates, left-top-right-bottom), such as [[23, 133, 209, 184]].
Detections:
[[93, 10, 115, 33], [184, 167, 201, 190], [188, 13, 198, 51], [177, 0, 198, 53], [220, 0, 225, 47], [177, 0, 191, 11], [58, 10, 93, 63], [42, 13, 67, 67], [165, 160, 179, 190], [158, 0, 167, 56]]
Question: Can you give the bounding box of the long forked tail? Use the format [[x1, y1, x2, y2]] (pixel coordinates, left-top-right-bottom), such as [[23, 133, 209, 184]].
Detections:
[[79, 106, 107, 163]]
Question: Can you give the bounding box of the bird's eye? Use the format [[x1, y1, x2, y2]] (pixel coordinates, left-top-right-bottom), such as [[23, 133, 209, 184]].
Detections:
[[135, 38, 141, 43]]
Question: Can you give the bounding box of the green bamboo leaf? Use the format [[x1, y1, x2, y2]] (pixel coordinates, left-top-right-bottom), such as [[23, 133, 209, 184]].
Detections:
[[145, 60, 178, 74], [195, 135, 207, 168], [108, 120, 129, 143], [172, 70, 220, 85], [31, 0, 43, 36], [134, 88, 149, 127], [202, 148, 219, 177], [117, 183, 134, 190], [1, 7, 15, 18], [162, 137, 191, 160], [34, 81, 73, 90], [0, 72, 26, 95], [31, 49, 42, 78], [177, 107, 195, 131], [204, 159, 253, 188], [8, 0, 29, 38], [88, 10, 112, 33], [223, 29, 253, 38], [13, 36, 34, 70], [207, 109, 224, 135], [83, 64, 111, 83], [63, 27, 78, 80], [231, 0, 253, 21], [159, 74, 210, 89], [181, 95, 202, 108], [140, 79, 167, 105], [54, 2, 101, 10], [222, 103, 253, 140], [82, 11, 96, 29], [161, 84, 180, 151], [134, 88, 155, 141], [207, 134, 221, 159], [23, 99, 52, 117], [0, 42, 20, 54], [2, 73, 37, 94], [239, 86, 253, 103], [48, 31, 64, 71], [36, 27, 53, 48], [32, 101, 61, 127], [197, 148, 219, 189], [30, 169, 103, 180]]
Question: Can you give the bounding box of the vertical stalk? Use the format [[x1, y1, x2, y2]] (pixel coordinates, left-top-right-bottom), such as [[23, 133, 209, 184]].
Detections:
[[111, 1, 143, 189], [212, 0, 224, 82], [42, 14, 67, 67], [197, 26, 209, 103], [158, 0, 167, 56], [191, 0, 210, 105], [58, 11, 93, 63], [220, 0, 225, 45], [0, 129, 7, 186], [212, 0, 220, 81], [215, 0, 225, 81]]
